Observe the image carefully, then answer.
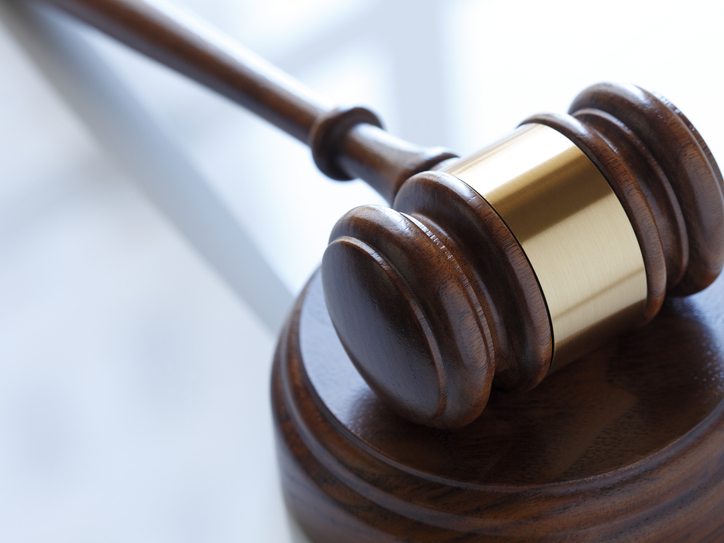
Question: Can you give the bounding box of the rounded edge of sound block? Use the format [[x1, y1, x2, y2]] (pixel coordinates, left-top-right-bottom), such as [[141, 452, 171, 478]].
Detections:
[[272, 271, 724, 543]]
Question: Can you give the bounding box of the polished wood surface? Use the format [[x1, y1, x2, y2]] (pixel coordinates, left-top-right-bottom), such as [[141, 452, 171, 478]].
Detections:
[[46, 0, 326, 141], [570, 84, 724, 297], [275, 270, 724, 542], [40, 0, 724, 430], [323, 172, 552, 428], [35, 2, 724, 538], [41, 0, 456, 203], [322, 83, 724, 428]]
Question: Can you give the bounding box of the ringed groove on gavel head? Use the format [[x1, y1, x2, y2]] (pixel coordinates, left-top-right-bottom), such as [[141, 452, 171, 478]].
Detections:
[[322, 82, 724, 429], [322, 206, 496, 428]]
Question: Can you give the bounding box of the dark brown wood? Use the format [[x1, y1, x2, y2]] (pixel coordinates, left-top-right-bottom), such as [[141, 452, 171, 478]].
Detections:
[[45, 0, 326, 141], [568, 83, 724, 296], [322, 171, 553, 427], [335, 123, 457, 204], [324, 198, 496, 428], [40, 0, 456, 203], [522, 111, 668, 325], [275, 270, 724, 542], [321, 83, 724, 429], [33, 3, 724, 534], [395, 171, 553, 395]]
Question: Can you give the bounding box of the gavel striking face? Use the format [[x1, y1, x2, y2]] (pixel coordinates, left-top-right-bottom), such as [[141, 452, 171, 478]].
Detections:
[[322, 83, 724, 429]]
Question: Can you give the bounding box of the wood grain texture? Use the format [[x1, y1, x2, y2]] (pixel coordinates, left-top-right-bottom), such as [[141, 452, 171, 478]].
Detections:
[[322, 170, 554, 428], [393, 171, 552, 394], [569, 83, 724, 296], [274, 270, 724, 542], [323, 203, 496, 428], [321, 83, 724, 428], [522, 111, 667, 326]]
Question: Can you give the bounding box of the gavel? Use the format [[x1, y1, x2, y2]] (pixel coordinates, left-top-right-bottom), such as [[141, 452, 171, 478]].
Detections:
[[41, 0, 724, 429]]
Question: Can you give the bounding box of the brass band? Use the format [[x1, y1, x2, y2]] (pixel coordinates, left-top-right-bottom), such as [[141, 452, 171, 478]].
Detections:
[[443, 123, 647, 369]]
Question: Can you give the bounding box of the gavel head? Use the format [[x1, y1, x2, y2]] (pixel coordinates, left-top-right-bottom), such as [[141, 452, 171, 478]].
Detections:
[[321, 83, 724, 429]]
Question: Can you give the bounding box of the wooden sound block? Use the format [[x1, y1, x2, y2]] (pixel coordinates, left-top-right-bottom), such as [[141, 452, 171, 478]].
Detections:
[[272, 271, 724, 542]]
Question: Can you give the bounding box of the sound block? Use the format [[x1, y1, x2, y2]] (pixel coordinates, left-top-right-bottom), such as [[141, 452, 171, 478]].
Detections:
[[272, 271, 724, 542]]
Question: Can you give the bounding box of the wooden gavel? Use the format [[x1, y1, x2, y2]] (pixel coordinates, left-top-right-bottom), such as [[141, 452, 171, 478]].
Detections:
[[43, 0, 724, 429]]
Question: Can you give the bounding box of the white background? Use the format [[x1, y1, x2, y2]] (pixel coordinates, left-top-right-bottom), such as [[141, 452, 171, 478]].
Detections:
[[0, 0, 723, 541]]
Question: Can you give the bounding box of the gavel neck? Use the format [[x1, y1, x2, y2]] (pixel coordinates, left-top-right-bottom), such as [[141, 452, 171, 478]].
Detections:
[[336, 123, 457, 204], [42, 0, 457, 203]]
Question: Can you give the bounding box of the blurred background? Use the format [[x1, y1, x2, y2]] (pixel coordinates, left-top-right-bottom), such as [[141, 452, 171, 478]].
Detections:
[[0, 0, 723, 541]]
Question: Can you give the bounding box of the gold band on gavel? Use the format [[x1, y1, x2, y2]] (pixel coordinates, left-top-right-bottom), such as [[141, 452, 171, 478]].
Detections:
[[443, 123, 647, 371]]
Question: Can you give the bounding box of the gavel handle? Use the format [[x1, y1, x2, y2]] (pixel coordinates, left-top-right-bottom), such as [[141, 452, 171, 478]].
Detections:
[[40, 0, 456, 202]]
